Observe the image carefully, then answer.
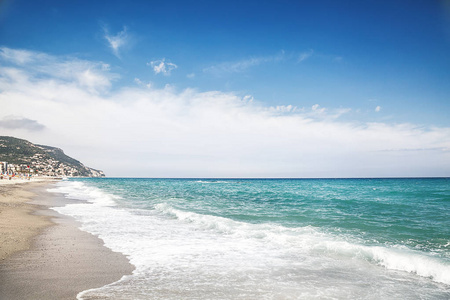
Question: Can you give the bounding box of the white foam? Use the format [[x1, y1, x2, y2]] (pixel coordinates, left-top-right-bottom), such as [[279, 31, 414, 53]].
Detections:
[[195, 180, 229, 183], [368, 246, 450, 284], [155, 202, 450, 285], [48, 181, 119, 207]]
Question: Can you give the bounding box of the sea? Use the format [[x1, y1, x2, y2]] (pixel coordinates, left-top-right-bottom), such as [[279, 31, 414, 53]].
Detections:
[[48, 178, 450, 299]]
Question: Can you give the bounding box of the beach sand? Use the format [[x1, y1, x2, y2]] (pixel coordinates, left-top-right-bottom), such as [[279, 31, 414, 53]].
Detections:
[[0, 180, 134, 300]]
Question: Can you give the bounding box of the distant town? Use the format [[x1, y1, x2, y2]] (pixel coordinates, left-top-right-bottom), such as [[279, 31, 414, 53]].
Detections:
[[1, 157, 104, 179], [0, 136, 105, 179]]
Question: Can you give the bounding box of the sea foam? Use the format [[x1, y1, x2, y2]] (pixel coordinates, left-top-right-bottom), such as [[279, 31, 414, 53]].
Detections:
[[155, 201, 450, 285]]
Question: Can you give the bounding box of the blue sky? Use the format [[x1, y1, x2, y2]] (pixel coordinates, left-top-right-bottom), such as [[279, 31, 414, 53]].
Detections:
[[0, 0, 449, 177]]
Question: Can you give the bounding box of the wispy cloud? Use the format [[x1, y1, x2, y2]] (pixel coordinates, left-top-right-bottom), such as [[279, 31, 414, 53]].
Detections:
[[269, 105, 299, 114], [314, 52, 343, 63], [0, 116, 45, 131], [375, 106, 382, 112], [203, 49, 340, 76], [134, 78, 152, 88], [308, 104, 352, 120], [311, 104, 325, 113], [298, 49, 314, 62], [148, 58, 178, 76], [104, 26, 129, 58], [0, 47, 118, 94], [0, 47, 37, 64], [203, 51, 285, 75], [297, 49, 342, 64]]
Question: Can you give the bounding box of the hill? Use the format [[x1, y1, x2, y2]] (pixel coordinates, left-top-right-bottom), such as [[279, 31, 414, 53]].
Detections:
[[0, 136, 105, 177]]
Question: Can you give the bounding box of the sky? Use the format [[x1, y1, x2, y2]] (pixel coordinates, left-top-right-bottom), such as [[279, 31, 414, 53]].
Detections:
[[0, 0, 449, 177]]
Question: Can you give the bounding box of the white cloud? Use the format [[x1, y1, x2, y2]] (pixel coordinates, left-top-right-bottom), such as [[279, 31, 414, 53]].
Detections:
[[375, 106, 382, 112], [104, 26, 129, 58], [187, 73, 195, 79], [1, 48, 449, 178], [148, 58, 178, 76]]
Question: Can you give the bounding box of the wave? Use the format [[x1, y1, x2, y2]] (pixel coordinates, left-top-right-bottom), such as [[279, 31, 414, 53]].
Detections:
[[155, 202, 450, 285], [48, 181, 120, 207], [195, 180, 229, 183]]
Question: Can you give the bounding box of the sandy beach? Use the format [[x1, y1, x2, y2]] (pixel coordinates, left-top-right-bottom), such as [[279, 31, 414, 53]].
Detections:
[[0, 180, 134, 300]]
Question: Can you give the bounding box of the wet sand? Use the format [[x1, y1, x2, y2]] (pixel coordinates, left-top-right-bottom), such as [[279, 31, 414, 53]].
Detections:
[[0, 181, 134, 300]]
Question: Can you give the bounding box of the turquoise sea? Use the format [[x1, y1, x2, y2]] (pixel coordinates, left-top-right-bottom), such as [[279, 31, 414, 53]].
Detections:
[[49, 178, 450, 299]]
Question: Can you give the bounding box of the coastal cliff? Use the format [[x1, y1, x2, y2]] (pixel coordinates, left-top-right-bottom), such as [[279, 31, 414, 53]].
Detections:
[[0, 136, 105, 177]]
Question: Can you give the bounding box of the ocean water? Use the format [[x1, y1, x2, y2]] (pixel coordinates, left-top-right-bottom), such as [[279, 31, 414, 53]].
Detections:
[[48, 178, 450, 299]]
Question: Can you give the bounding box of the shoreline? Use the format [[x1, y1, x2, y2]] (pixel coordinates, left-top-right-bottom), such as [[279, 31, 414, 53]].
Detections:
[[0, 180, 134, 300]]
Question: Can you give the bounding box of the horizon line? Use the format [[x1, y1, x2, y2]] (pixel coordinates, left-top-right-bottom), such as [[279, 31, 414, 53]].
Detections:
[[82, 176, 450, 180]]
